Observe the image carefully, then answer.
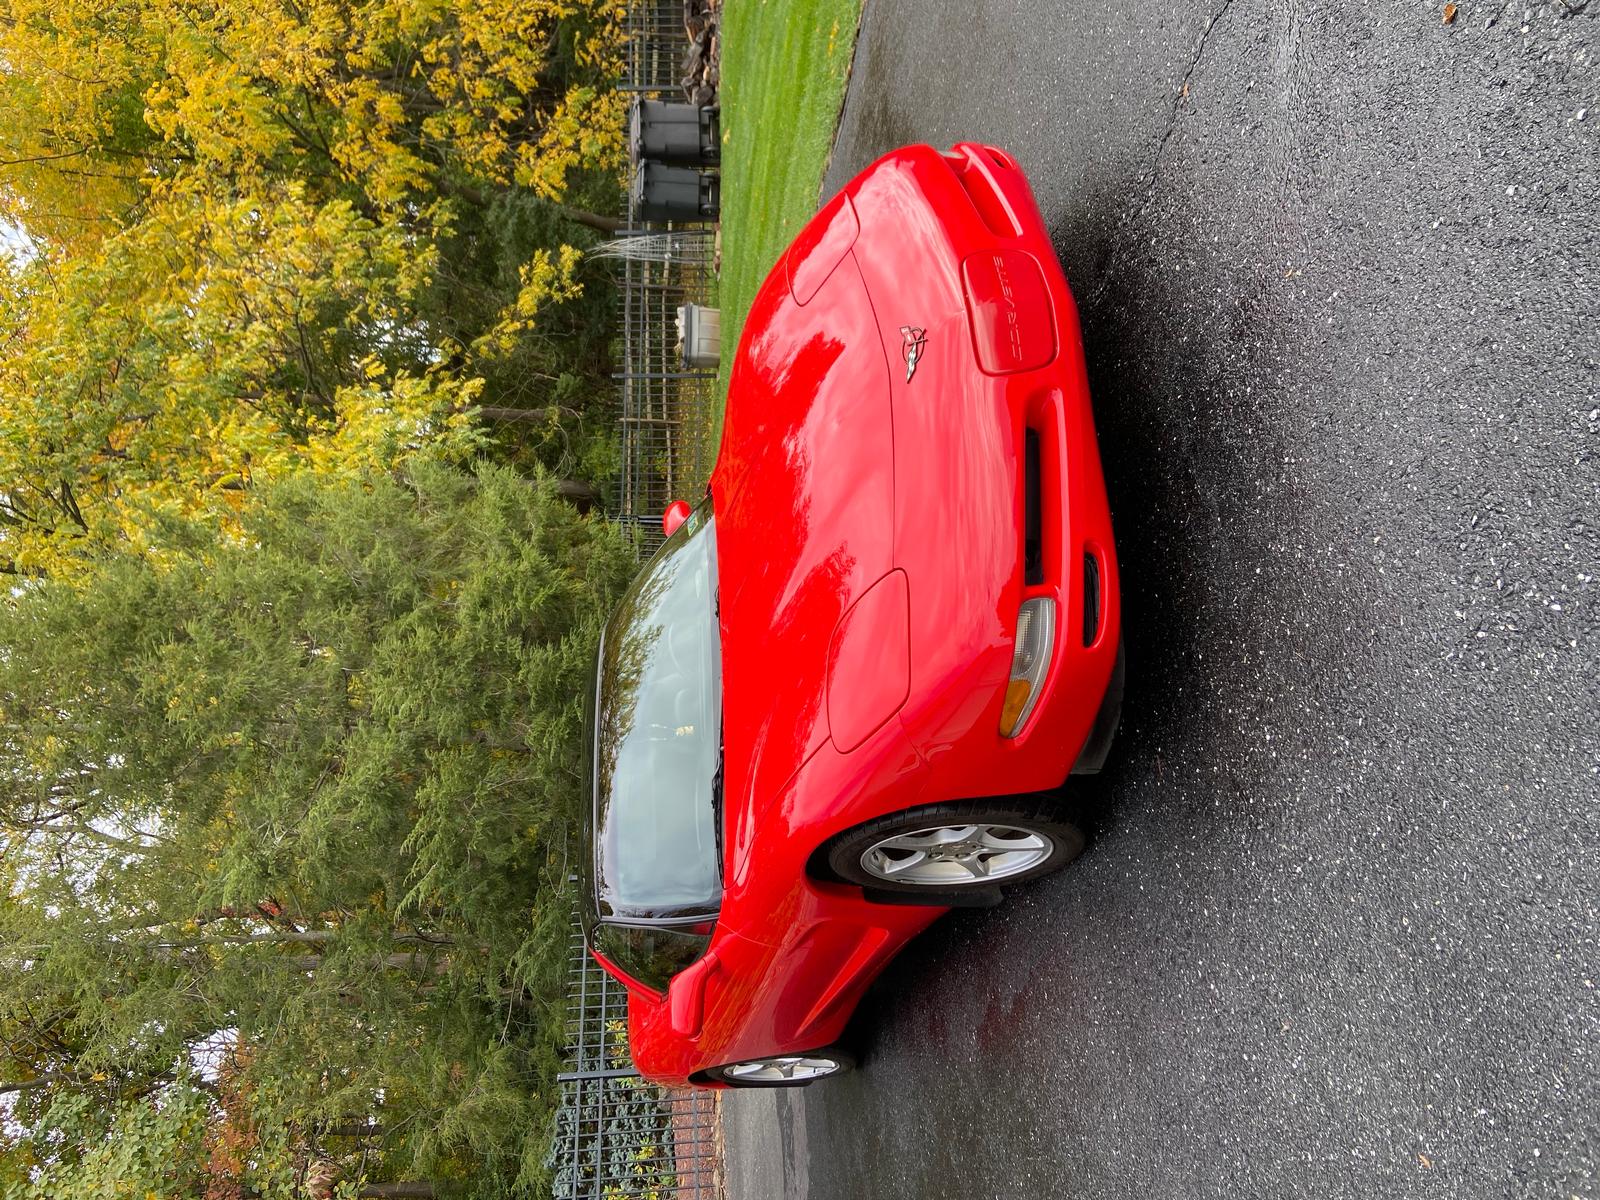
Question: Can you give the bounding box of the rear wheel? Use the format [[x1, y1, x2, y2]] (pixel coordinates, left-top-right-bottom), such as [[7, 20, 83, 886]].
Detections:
[[823, 798, 1085, 894], [704, 1047, 855, 1087]]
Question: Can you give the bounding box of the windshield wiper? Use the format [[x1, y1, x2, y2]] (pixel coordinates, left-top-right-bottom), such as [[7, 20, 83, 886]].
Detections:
[[711, 737, 725, 875]]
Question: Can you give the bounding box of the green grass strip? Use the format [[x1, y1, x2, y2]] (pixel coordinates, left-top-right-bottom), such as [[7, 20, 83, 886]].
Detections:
[[691, 0, 863, 479]]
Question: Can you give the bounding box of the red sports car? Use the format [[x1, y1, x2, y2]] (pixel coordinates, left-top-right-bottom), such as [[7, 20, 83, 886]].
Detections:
[[582, 144, 1123, 1087]]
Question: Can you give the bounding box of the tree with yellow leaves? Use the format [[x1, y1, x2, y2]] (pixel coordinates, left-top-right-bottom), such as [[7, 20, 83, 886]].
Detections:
[[0, 0, 630, 575]]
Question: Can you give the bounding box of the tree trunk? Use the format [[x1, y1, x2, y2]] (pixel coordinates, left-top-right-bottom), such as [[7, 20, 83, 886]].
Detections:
[[555, 479, 600, 505], [470, 405, 557, 425], [433, 176, 622, 234], [504, 472, 598, 511], [0, 1071, 85, 1096], [282, 953, 447, 974], [548, 202, 627, 234], [151, 930, 457, 949]]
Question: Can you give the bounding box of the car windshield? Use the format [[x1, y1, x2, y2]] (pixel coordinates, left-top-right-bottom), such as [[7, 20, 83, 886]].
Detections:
[[588, 505, 722, 922]]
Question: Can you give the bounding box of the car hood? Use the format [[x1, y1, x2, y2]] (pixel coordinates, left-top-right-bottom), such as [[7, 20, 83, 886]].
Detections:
[[710, 228, 895, 827]]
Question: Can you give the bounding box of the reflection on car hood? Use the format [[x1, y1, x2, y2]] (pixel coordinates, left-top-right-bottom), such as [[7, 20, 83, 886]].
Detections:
[[711, 245, 895, 828]]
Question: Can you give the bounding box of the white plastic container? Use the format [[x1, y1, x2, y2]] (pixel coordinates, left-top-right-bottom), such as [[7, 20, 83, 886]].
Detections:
[[676, 304, 721, 369]]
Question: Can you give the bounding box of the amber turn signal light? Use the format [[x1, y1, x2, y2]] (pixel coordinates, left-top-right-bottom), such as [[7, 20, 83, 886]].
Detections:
[[999, 597, 1056, 737]]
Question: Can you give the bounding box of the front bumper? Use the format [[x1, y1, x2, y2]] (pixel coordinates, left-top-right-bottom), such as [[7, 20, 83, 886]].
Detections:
[[847, 141, 1122, 799]]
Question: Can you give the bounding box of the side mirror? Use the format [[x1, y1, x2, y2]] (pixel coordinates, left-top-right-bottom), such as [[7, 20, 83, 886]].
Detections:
[[667, 949, 719, 1038], [662, 499, 692, 537]]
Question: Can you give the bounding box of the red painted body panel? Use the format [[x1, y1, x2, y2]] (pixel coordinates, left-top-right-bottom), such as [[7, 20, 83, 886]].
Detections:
[[962, 248, 1057, 374], [826, 568, 910, 753], [598, 144, 1121, 1087], [710, 247, 895, 820]]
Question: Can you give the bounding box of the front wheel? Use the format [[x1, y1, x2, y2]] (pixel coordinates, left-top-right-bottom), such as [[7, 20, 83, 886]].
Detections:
[[823, 799, 1085, 894], [703, 1047, 856, 1087]]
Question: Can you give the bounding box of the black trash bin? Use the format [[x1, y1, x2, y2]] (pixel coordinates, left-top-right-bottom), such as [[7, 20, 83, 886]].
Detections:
[[629, 99, 720, 166], [632, 161, 720, 223]]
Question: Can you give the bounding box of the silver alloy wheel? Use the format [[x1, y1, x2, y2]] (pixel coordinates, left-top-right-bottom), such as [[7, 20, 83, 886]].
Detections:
[[858, 822, 1053, 885], [722, 1055, 843, 1083]]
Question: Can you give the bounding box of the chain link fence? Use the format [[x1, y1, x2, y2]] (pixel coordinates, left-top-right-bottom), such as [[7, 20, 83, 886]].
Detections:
[[612, 238, 718, 560], [621, 0, 697, 95], [549, 915, 721, 1200], [547, 6, 725, 1197], [606, 0, 721, 561]]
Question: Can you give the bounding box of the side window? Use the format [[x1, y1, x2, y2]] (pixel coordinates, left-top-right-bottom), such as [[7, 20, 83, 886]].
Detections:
[[596, 924, 712, 994]]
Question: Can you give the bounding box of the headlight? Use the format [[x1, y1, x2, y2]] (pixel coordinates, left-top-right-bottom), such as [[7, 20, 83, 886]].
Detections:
[[999, 597, 1056, 737]]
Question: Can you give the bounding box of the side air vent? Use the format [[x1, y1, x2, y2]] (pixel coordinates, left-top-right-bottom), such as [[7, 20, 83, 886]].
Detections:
[[1082, 552, 1101, 647], [1024, 431, 1043, 586]]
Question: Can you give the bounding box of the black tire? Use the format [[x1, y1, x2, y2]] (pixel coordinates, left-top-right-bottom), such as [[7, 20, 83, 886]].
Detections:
[[822, 797, 1086, 895], [701, 1046, 856, 1088]]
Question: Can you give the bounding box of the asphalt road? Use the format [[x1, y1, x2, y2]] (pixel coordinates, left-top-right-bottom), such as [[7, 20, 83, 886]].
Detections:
[[722, 0, 1599, 1196]]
